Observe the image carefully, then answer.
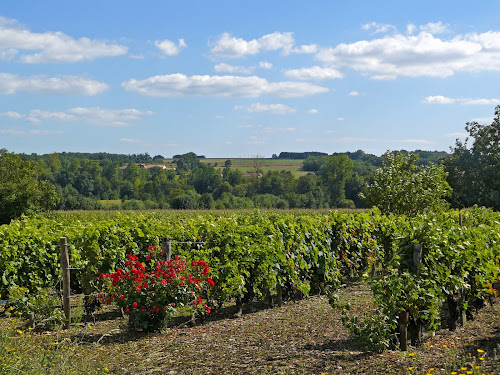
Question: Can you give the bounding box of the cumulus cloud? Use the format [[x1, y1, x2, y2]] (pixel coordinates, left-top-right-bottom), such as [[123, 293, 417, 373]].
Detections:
[[337, 117, 344, 121], [1, 107, 153, 126], [362, 22, 396, 34], [316, 28, 500, 79], [122, 74, 328, 98], [284, 66, 343, 80], [0, 73, 108, 95], [214, 63, 255, 74], [0, 16, 127, 63], [154, 38, 187, 56], [420, 22, 449, 34], [423, 95, 499, 105], [308, 109, 319, 114], [210, 31, 316, 58], [259, 61, 273, 69], [423, 95, 456, 104], [244, 103, 296, 115], [210, 32, 294, 57], [348, 91, 360, 96]]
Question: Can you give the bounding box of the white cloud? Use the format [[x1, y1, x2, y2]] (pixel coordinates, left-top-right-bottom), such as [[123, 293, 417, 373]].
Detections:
[[122, 74, 328, 98], [259, 61, 273, 69], [210, 32, 316, 58], [362, 22, 396, 34], [406, 24, 417, 35], [211, 32, 294, 58], [316, 28, 500, 79], [214, 63, 254, 74], [337, 117, 344, 121], [420, 22, 449, 34], [154, 38, 187, 56], [423, 95, 456, 104], [0, 73, 108, 95], [308, 109, 319, 114], [0, 111, 24, 119], [3, 107, 153, 126], [284, 66, 344, 80], [290, 44, 318, 54], [462, 98, 500, 105], [423, 95, 499, 105], [215, 115, 224, 119], [245, 103, 296, 115], [348, 91, 360, 96], [0, 16, 127, 63]]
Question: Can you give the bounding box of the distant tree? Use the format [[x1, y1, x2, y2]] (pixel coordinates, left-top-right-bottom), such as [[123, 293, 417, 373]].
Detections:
[[320, 155, 353, 207], [224, 159, 232, 168], [443, 105, 500, 209], [0, 149, 59, 224], [174, 152, 202, 173], [361, 151, 451, 216]]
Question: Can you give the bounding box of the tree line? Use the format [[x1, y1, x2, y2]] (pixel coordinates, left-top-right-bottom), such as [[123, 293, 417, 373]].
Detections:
[[1, 106, 499, 224]]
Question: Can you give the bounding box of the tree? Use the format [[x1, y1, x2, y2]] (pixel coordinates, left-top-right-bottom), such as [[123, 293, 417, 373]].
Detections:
[[320, 155, 353, 207], [361, 151, 451, 216], [443, 105, 500, 209], [0, 149, 59, 224]]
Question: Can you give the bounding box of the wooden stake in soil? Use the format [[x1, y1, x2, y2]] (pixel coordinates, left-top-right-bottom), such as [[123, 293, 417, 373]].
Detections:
[[162, 238, 172, 261], [398, 311, 409, 351], [60, 237, 71, 329]]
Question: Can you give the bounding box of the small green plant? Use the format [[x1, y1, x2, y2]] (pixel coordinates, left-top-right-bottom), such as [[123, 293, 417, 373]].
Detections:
[[6, 286, 65, 330]]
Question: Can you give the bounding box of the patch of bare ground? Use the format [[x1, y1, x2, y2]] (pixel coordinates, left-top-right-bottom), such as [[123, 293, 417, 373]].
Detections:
[[21, 283, 500, 374]]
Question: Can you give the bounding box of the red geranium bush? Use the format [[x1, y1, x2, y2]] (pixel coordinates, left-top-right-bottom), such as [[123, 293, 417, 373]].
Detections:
[[98, 246, 214, 332]]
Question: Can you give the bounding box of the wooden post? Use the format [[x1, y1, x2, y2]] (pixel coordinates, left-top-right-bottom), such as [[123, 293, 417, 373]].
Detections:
[[399, 311, 409, 351], [276, 284, 283, 307], [459, 287, 467, 326], [60, 237, 71, 329], [459, 212, 463, 227], [162, 238, 172, 261]]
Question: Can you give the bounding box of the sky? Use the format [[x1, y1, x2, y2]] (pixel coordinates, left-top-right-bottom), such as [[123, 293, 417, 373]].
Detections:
[[1, 1, 500, 158]]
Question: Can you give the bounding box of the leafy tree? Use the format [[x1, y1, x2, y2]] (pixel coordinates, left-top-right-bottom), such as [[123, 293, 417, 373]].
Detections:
[[0, 149, 59, 224], [320, 155, 353, 207], [361, 151, 451, 216], [443, 105, 500, 209]]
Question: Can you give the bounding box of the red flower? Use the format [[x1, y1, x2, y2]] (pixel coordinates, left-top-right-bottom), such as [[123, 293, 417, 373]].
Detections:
[[203, 304, 211, 314], [207, 278, 215, 287], [120, 295, 125, 300], [140, 306, 146, 312], [135, 285, 142, 293], [132, 302, 138, 308], [125, 308, 130, 314]]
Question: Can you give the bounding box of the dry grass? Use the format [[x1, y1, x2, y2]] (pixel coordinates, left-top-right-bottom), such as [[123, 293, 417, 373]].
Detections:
[[2, 284, 499, 374]]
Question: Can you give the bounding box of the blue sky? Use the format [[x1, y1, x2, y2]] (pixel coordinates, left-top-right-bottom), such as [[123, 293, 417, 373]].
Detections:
[[1, 1, 500, 158]]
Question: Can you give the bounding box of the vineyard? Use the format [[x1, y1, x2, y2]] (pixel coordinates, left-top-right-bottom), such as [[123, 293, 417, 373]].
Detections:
[[0, 208, 499, 373]]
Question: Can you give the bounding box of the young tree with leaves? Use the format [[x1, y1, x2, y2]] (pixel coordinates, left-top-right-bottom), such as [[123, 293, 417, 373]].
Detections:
[[360, 151, 451, 216]]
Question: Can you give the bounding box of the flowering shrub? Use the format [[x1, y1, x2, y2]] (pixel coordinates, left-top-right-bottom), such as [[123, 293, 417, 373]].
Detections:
[[98, 246, 213, 332]]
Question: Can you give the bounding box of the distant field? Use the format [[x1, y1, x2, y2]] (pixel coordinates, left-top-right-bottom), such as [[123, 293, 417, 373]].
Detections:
[[163, 158, 309, 177]]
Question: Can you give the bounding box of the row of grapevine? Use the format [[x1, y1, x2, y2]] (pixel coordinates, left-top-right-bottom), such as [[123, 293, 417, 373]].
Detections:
[[0, 209, 498, 349]]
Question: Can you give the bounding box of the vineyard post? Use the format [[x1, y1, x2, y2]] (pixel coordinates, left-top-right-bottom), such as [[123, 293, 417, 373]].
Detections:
[[398, 311, 409, 351], [162, 238, 172, 261], [60, 237, 71, 329]]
